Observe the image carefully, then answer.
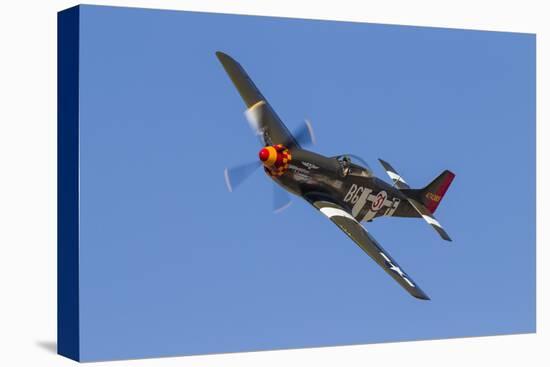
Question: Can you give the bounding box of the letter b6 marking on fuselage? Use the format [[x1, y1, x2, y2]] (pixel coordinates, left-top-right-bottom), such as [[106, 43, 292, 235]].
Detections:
[[343, 184, 357, 203], [343, 184, 366, 205]]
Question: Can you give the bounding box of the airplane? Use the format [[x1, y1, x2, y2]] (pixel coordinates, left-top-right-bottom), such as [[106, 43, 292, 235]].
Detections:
[[216, 51, 455, 300]]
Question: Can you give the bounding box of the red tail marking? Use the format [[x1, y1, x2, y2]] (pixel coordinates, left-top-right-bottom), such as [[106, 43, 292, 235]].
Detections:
[[426, 171, 455, 213]]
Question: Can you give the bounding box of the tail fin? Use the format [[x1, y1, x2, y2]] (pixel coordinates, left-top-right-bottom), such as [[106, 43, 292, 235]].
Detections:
[[419, 170, 455, 213]]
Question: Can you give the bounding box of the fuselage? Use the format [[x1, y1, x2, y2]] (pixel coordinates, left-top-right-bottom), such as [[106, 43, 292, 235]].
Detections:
[[272, 148, 419, 222]]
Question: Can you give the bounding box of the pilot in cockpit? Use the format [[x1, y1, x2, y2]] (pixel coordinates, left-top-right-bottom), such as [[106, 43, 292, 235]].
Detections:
[[335, 154, 374, 178], [337, 155, 352, 177]]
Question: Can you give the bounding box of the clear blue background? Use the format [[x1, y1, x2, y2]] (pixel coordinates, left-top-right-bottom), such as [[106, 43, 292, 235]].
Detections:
[[77, 5, 535, 361]]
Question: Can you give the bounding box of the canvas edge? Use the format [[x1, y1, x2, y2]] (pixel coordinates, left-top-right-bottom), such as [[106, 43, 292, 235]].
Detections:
[[57, 5, 81, 362]]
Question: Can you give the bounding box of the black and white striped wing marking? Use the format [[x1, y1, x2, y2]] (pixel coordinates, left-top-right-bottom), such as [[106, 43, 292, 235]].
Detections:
[[378, 159, 410, 189], [306, 197, 430, 300]]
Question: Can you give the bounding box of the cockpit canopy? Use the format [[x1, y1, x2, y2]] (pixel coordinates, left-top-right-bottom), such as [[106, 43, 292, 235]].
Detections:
[[334, 154, 374, 178]]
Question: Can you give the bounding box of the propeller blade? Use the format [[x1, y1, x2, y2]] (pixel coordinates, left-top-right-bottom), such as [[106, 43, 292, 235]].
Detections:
[[244, 101, 265, 136], [243, 102, 268, 146], [292, 119, 316, 147], [273, 182, 292, 214], [224, 161, 261, 192]]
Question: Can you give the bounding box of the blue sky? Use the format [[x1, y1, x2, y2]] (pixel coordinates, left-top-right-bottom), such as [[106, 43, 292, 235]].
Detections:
[[77, 5, 535, 361]]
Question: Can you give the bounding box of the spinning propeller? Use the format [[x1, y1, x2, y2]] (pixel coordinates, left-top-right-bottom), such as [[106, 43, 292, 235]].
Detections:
[[224, 114, 316, 213]]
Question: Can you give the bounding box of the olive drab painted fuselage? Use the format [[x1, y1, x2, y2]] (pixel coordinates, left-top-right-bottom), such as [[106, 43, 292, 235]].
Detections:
[[275, 148, 419, 222]]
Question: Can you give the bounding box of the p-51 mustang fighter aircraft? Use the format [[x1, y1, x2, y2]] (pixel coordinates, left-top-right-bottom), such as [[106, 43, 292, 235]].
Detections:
[[216, 51, 455, 300]]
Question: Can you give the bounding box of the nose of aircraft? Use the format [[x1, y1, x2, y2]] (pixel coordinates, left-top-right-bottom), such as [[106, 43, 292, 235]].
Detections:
[[258, 146, 277, 166], [259, 147, 270, 162]]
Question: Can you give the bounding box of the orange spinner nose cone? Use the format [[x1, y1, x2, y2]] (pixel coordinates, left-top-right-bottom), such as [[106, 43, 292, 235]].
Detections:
[[259, 146, 279, 166]]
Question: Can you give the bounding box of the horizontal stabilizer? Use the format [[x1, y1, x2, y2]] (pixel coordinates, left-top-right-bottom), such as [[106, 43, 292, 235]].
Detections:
[[378, 159, 410, 189], [407, 198, 452, 241]]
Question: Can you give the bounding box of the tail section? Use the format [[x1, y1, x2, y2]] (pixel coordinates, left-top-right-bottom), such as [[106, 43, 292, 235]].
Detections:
[[419, 170, 455, 213], [379, 159, 455, 241]]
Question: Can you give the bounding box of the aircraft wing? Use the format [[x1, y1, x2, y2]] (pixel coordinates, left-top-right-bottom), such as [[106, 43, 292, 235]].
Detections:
[[304, 194, 430, 300], [216, 51, 300, 148]]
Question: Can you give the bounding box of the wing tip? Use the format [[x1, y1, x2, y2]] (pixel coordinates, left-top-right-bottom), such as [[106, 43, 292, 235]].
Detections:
[[414, 293, 431, 301], [215, 51, 237, 68], [215, 50, 228, 59]]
